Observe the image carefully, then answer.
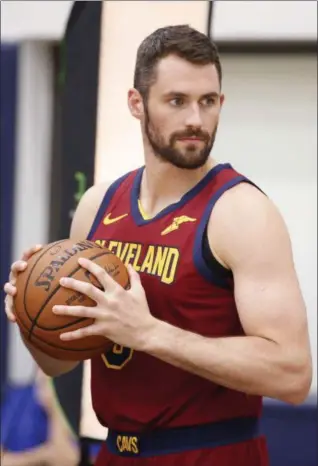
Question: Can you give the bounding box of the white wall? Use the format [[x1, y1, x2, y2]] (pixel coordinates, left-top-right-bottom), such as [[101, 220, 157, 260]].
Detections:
[[215, 55, 317, 182], [2, 0, 316, 43], [212, 0, 317, 41], [1, 0, 73, 41]]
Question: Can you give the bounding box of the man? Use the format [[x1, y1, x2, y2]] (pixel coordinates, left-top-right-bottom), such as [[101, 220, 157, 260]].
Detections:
[[1, 370, 79, 466], [4, 25, 312, 466]]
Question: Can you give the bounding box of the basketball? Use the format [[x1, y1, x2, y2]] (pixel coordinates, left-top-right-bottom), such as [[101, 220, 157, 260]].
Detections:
[[14, 239, 130, 361]]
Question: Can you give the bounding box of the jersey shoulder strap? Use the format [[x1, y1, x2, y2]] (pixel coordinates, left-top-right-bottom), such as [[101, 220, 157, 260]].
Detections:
[[87, 169, 137, 240], [194, 164, 264, 287]]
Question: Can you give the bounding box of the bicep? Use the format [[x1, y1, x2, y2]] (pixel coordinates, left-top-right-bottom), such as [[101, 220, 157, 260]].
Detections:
[[233, 237, 306, 345], [210, 184, 309, 346]]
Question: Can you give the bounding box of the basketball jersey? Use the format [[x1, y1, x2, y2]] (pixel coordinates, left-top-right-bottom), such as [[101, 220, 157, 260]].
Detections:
[[87, 163, 262, 432]]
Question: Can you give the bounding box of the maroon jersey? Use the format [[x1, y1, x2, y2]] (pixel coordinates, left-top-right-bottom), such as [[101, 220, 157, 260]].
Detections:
[[87, 163, 262, 432]]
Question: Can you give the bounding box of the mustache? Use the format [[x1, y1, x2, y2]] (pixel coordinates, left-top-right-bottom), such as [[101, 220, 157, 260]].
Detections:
[[171, 129, 210, 142]]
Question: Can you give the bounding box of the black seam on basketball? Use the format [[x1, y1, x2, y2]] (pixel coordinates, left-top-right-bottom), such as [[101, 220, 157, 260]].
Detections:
[[23, 240, 69, 326], [29, 251, 115, 331], [29, 330, 108, 352], [23, 240, 102, 325], [41, 316, 89, 331], [15, 307, 37, 343], [28, 250, 116, 339], [18, 309, 107, 352], [16, 244, 111, 354]]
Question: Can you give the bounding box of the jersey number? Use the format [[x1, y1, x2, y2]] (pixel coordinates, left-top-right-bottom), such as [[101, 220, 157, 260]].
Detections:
[[102, 344, 133, 370]]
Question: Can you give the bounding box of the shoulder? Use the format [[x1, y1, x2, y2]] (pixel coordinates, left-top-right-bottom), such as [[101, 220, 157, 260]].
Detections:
[[208, 182, 292, 270], [70, 181, 111, 240], [211, 181, 274, 227]]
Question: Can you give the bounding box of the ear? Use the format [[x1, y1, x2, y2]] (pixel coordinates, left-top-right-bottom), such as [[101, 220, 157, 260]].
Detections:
[[220, 93, 225, 108], [128, 88, 144, 120]]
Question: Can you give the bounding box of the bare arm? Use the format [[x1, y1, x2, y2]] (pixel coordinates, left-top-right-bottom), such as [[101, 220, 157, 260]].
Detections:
[[144, 184, 312, 404], [1, 445, 49, 466], [20, 333, 78, 378]]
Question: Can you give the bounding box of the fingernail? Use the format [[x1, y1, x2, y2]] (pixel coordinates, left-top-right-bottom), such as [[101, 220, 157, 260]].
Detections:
[[60, 277, 67, 285]]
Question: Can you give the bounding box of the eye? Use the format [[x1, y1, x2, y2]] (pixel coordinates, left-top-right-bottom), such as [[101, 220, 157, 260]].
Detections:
[[170, 97, 184, 107], [201, 97, 216, 106]]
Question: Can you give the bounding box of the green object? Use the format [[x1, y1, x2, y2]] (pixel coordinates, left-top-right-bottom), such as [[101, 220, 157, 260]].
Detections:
[[74, 171, 87, 204], [58, 39, 66, 88]]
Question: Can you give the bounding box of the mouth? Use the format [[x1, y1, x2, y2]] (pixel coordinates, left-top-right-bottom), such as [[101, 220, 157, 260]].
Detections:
[[178, 137, 204, 142]]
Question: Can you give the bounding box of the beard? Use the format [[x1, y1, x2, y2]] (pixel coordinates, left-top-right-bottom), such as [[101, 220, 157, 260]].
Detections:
[[144, 106, 218, 170]]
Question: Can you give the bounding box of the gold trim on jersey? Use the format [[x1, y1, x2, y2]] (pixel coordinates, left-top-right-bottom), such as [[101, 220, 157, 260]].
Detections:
[[137, 199, 152, 220]]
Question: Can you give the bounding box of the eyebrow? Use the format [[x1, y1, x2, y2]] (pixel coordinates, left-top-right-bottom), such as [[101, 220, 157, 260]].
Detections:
[[164, 91, 220, 99]]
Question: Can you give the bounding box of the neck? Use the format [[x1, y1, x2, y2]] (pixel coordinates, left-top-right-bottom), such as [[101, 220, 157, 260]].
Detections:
[[140, 153, 216, 217]]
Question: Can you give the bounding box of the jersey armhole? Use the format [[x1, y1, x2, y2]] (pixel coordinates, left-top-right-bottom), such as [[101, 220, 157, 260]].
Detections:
[[86, 172, 131, 240], [194, 176, 262, 288], [202, 226, 233, 285]]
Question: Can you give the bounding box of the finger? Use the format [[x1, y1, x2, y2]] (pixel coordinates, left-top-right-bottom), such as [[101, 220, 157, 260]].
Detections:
[[127, 264, 142, 290], [53, 305, 103, 320], [60, 323, 104, 341], [21, 244, 43, 261], [78, 257, 119, 293], [59, 277, 104, 302], [3, 282, 17, 297], [10, 260, 28, 276], [4, 298, 17, 322]]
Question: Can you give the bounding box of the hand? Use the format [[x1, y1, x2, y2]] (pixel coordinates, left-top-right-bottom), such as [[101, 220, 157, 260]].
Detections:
[[53, 258, 158, 351], [3, 244, 43, 323]]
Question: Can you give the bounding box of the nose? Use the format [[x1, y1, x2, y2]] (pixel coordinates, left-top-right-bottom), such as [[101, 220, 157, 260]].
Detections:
[[184, 103, 203, 128]]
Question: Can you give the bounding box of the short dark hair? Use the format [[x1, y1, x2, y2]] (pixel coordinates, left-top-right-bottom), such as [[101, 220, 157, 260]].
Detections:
[[133, 25, 222, 99]]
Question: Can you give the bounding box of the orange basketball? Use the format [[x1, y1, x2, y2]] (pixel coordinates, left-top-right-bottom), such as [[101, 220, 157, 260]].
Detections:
[[14, 239, 130, 360]]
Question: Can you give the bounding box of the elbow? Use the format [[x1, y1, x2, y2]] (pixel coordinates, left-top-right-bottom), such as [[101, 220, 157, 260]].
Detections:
[[288, 367, 313, 406], [279, 357, 313, 405]]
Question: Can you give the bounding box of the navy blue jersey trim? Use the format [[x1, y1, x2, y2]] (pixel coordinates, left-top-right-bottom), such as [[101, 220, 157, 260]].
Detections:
[[194, 176, 253, 288], [131, 163, 232, 226], [202, 227, 233, 284], [106, 416, 260, 458], [87, 172, 131, 240]]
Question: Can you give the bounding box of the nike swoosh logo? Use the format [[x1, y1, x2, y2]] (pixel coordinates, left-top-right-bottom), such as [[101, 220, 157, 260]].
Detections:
[[103, 213, 128, 225]]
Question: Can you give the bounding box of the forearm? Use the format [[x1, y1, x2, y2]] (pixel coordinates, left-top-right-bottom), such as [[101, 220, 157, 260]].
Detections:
[[21, 333, 79, 377], [1, 445, 48, 466], [145, 320, 304, 403]]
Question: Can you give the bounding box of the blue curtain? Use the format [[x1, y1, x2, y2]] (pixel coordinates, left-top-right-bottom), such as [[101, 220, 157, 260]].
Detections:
[[0, 44, 18, 394]]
